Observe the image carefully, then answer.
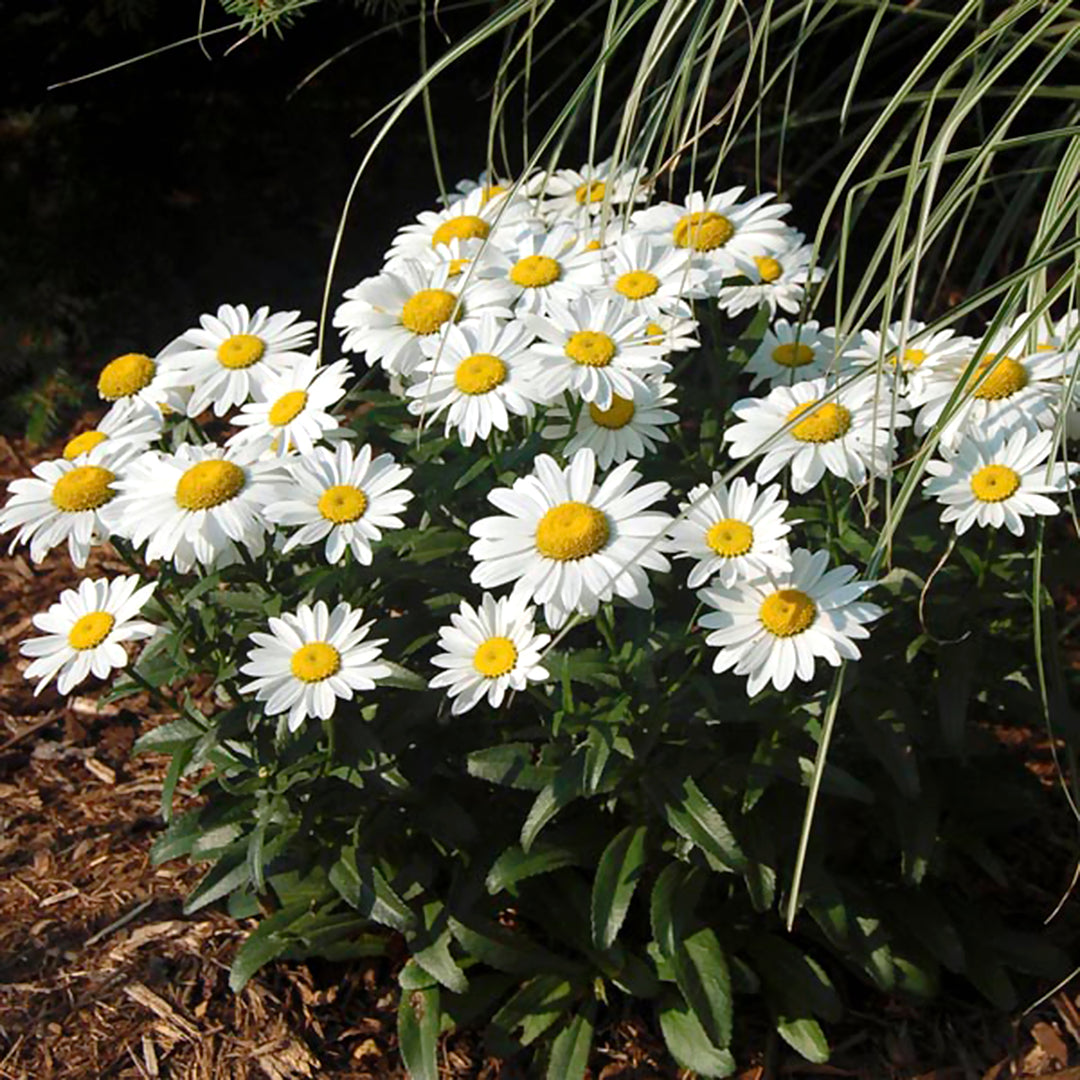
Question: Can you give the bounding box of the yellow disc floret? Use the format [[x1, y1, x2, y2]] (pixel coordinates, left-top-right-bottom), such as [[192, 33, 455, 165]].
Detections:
[[454, 353, 507, 395], [401, 288, 459, 335], [432, 215, 490, 248], [318, 484, 367, 523], [786, 400, 852, 443], [51, 465, 117, 512], [565, 330, 616, 368], [473, 636, 518, 677], [673, 211, 734, 252], [588, 395, 636, 429], [615, 270, 660, 300], [576, 181, 606, 205], [754, 256, 782, 283], [447, 257, 471, 277], [63, 430, 109, 460], [706, 518, 754, 557], [67, 611, 115, 651], [759, 588, 817, 637], [217, 334, 266, 369], [268, 390, 308, 426], [772, 342, 815, 369], [970, 354, 1028, 400], [290, 641, 341, 683], [175, 460, 246, 510], [535, 501, 610, 561], [510, 255, 561, 288], [898, 348, 926, 368], [98, 353, 155, 401], [645, 322, 665, 343], [970, 463, 1020, 503], [481, 184, 507, 205]]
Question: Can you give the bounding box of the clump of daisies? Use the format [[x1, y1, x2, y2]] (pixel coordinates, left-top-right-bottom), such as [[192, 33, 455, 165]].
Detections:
[[4, 153, 1078, 1078]]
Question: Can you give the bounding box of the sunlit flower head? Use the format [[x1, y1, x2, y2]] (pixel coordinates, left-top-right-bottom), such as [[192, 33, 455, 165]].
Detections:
[[844, 319, 973, 400], [743, 319, 839, 389], [469, 448, 672, 629], [717, 229, 823, 316], [669, 475, 794, 588], [60, 400, 162, 463], [529, 158, 650, 221], [923, 428, 1074, 536], [95, 348, 187, 416], [699, 548, 882, 696], [263, 441, 413, 565], [240, 601, 391, 730], [21, 575, 157, 696], [640, 312, 700, 354], [597, 233, 709, 319], [429, 592, 551, 715]]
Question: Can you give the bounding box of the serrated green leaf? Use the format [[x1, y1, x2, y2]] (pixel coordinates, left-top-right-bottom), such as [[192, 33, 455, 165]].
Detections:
[[521, 753, 585, 852], [184, 843, 250, 913], [486, 843, 583, 894], [672, 929, 732, 1050], [229, 902, 308, 991], [410, 902, 469, 994], [329, 847, 415, 932], [379, 661, 428, 692], [590, 825, 647, 950], [546, 1001, 596, 1080], [776, 1016, 830, 1064], [658, 990, 736, 1078], [133, 717, 205, 755], [398, 984, 440, 1080], [467, 743, 557, 791], [648, 776, 746, 872], [488, 974, 574, 1053]]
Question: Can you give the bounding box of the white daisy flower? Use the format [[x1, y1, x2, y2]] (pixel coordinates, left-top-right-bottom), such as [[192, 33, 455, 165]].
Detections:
[[540, 377, 679, 467], [629, 187, 791, 273], [406, 316, 543, 447], [699, 548, 882, 697], [597, 234, 708, 318], [743, 319, 839, 389], [227, 355, 353, 458], [439, 170, 515, 207], [20, 575, 158, 696], [429, 592, 551, 715], [909, 334, 1067, 451], [468, 447, 672, 629], [521, 295, 670, 410], [642, 313, 700, 354], [669, 475, 794, 588], [60, 400, 163, 462], [159, 303, 316, 418], [263, 442, 413, 565], [0, 440, 141, 567], [724, 376, 909, 494], [529, 159, 650, 221], [240, 601, 391, 730], [95, 349, 187, 416], [482, 223, 605, 314], [844, 319, 973, 401], [717, 230, 823, 316], [333, 256, 515, 379], [923, 429, 1074, 536], [578, 215, 628, 254], [387, 185, 534, 262], [103, 443, 280, 573]]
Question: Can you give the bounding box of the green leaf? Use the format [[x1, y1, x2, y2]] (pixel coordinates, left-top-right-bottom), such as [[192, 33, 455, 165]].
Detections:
[[378, 661, 428, 692], [159, 738, 196, 821], [229, 902, 308, 991], [183, 843, 250, 913], [449, 917, 580, 977], [647, 776, 746, 872], [467, 743, 557, 791], [672, 929, 733, 1050], [410, 902, 469, 994], [133, 718, 204, 754], [521, 753, 585, 852], [486, 843, 584, 894], [488, 974, 574, 1053], [397, 984, 440, 1080], [151, 810, 202, 864], [747, 935, 843, 1023], [776, 1017, 830, 1064], [658, 990, 736, 1078], [545, 1001, 596, 1080], [590, 825, 648, 950], [329, 847, 415, 932]]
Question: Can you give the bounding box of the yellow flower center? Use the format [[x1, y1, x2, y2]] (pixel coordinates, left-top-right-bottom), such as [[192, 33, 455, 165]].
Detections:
[[98, 353, 155, 400], [673, 211, 735, 252], [290, 641, 341, 683], [473, 636, 518, 677], [432, 215, 490, 248], [614, 270, 660, 300], [51, 465, 117, 512], [447, 257, 471, 277], [585, 239, 603, 251], [510, 254, 561, 289], [897, 348, 927, 368], [645, 321, 665, 343], [63, 430, 109, 460], [706, 518, 754, 557], [401, 288, 459, 335], [565, 330, 616, 368], [217, 333, 266, 369], [970, 463, 1020, 503], [786, 400, 852, 443], [317, 484, 368, 523], [268, 389, 308, 426], [772, 342, 815, 369], [588, 395, 636, 429], [454, 353, 507, 395], [67, 611, 116, 651], [576, 180, 606, 205], [759, 588, 817, 637], [970, 354, 1028, 400], [174, 460, 246, 510], [535, 501, 609, 561], [481, 184, 507, 205], [1037, 342, 1056, 352], [754, 256, 782, 283]]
